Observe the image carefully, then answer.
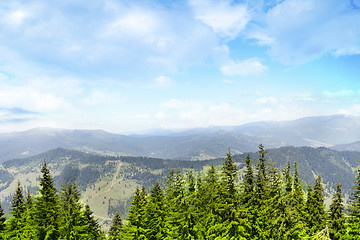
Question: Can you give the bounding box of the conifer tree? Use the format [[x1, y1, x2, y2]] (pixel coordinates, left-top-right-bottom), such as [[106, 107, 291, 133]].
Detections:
[[199, 165, 223, 238], [288, 162, 307, 239], [23, 191, 36, 239], [59, 182, 86, 239], [242, 154, 254, 205], [124, 186, 147, 239], [164, 170, 197, 240], [293, 162, 304, 209], [34, 160, 60, 240], [256, 144, 268, 199], [347, 161, 360, 238], [251, 144, 270, 239], [108, 211, 122, 240], [329, 181, 346, 240], [83, 204, 102, 240], [144, 182, 165, 240], [0, 202, 6, 239], [306, 176, 326, 235], [7, 180, 26, 238]]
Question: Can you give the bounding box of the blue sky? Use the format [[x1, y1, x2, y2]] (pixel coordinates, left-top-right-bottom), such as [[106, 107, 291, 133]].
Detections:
[[0, 0, 360, 133]]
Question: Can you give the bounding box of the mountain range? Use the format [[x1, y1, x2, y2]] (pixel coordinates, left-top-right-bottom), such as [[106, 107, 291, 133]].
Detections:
[[1, 146, 359, 227], [1, 114, 360, 163]]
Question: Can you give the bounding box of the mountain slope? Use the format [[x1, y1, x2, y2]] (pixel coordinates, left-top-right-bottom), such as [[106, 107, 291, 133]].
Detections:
[[1, 146, 360, 228], [1, 114, 359, 162]]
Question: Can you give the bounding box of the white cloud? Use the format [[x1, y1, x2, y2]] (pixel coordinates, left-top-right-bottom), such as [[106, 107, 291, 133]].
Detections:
[[254, 96, 278, 105], [221, 58, 267, 77], [82, 90, 123, 105], [160, 99, 186, 109], [0, 86, 70, 112], [189, 0, 250, 39], [154, 76, 172, 88], [322, 89, 355, 98], [247, 0, 360, 64], [339, 104, 360, 116]]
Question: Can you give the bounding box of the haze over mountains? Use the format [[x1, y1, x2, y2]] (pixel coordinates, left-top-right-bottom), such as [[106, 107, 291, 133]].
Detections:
[[1, 114, 360, 163]]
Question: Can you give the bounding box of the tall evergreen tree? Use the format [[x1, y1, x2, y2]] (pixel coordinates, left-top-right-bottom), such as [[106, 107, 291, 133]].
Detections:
[[199, 165, 223, 239], [83, 204, 102, 240], [108, 211, 122, 240], [7, 180, 26, 238], [34, 160, 60, 240], [242, 154, 254, 205], [144, 182, 165, 240], [328, 181, 346, 240], [0, 202, 6, 239], [347, 160, 360, 238], [59, 182, 86, 239], [124, 186, 147, 239], [306, 176, 326, 235], [22, 191, 36, 239], [251, 144, 270, 239]]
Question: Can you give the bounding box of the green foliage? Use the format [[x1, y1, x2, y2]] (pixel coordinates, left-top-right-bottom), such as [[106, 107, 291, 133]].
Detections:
[[306, 176, 326, 236], [34, 160, 60, 240], [83, 204, 102, 240], [0, 202, 6, 239], [329, 181, 346, 240], [6, 180, 26, 238], [59, 183, 87, 239], [108, 212, 122, 240]]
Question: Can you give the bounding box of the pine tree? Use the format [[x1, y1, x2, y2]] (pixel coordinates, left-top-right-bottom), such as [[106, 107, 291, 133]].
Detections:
[[328, 181, 346, 240], [199, 165, 223, 238], [242, 154, 254, 205], [123, 186, 147, 239], [59, 182, 86, 239], [83, 204, 102, 240], [108, 211, 122, 240], [7, 180, 26, 238], [144, 182, 165, 240], [0, 202, 6, 239], [22, 191, 36, 239], [251, 144, 270, 239], [347, 160, 360, 238], [34, 160, 60, 240], [306, 176, 326, 235]]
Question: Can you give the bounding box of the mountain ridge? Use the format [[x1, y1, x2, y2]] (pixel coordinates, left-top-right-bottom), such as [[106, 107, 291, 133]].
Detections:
[[1, 114, 360, 163]]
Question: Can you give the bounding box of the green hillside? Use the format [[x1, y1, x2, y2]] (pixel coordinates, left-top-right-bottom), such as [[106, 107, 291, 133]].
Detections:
[[1, 146, 359, 228]]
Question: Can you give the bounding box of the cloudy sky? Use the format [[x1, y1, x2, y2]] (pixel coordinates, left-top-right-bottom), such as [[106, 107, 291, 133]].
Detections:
[[1, 0, 360, 133]]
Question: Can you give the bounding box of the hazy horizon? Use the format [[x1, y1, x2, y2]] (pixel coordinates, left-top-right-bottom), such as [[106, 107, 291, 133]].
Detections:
[[1, 0, 360, 133]]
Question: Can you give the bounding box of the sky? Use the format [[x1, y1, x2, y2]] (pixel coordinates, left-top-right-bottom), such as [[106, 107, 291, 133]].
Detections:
[[0, 0, 360, 133]]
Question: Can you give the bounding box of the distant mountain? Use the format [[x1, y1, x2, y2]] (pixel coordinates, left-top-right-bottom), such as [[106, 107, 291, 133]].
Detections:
[[1, 146, 359, 227], [331, 140, 360, 152], [1, 114, 360, 162]]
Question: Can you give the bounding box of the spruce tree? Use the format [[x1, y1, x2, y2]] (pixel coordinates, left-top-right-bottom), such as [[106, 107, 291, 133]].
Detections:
[[83, 204, 102, 240], [307, 176, 326, 235], [0, 202, 6, 239], [329, 181, 346, 240], [124, 186, 147, 239], [144, 182, 165, 240], [59, 182, 86, 239], [347, 160, 360, 238], [23, 191, 36, 239], [252, 144, 270, 239], [242, 154, 254, 205], [108, 211, 122, 240], [34, 160, 60, 240], [200, 165, 223, 238], [7, 180, 26, 238]]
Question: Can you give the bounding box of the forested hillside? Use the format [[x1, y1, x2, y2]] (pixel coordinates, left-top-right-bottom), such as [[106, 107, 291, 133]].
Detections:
[[1, 146, 360, 227], [1, 145, 360, 239]]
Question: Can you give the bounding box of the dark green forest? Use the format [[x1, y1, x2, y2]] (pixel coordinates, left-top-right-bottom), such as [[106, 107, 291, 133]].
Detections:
[[1, 145, 360, 239]]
